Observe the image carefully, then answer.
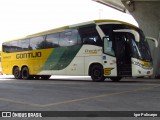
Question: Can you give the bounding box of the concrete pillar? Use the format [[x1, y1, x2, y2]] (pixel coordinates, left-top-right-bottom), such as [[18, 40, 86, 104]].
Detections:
[[123, 1, 160, 77], [93, 0, 160, 77]]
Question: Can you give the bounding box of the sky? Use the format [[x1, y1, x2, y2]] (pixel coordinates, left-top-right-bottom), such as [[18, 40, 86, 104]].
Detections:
[[0, 0, 138, 45]]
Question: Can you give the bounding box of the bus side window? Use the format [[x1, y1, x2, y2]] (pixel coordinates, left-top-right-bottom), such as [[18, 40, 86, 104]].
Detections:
[[68, 29, 80, 45], [46, 33, 59, 48], [30, 36, 45, 50], [10, 41, 16, 52], [59, 29, 78, 47], [10, 41, 22, 52], [77, 31, 82, 45], [79, 26, 102, 46], [21, 39, 30, 51], [2, 42, 10, 53], [16, 40, 22, 52]]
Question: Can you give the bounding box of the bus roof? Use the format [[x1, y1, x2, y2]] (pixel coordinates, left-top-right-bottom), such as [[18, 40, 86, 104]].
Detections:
[[4, 19, 138, 42]]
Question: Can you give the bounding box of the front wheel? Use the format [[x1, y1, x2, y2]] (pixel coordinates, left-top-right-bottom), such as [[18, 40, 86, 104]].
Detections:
[[21, 67, 30, 80], [90, 65, 105, 82]]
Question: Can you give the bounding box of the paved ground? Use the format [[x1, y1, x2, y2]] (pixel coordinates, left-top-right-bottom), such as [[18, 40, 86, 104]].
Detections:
[[0, 75, 160, 120]]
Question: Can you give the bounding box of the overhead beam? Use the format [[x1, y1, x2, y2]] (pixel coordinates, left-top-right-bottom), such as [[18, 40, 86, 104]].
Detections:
[[92, 0, 126, 12]]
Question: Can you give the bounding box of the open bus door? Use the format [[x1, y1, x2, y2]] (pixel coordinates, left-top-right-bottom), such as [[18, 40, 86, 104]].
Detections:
[[113, 32, 132, 76], [113, 29, 140, 77]]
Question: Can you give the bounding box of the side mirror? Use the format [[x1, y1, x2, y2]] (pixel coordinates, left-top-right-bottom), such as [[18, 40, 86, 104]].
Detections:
[[146, 37, 158, 47]]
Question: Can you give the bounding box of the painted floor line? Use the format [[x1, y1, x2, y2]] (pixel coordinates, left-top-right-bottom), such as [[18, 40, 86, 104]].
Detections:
[[37, 85, 160, 107], [1, 85, 159, 108]]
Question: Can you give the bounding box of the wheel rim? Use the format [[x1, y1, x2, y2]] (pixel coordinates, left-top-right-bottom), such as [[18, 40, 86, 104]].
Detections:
[[22, 67, 29, 79], [93, 68, 102, 80], [23, 70, 28, 78], [14, 68, 20, 78], [14, 70, 19, 77]]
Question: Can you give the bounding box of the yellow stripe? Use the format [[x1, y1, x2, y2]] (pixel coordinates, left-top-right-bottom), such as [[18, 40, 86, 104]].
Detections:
[[139, 60, 152, 67], [95, 19, 139, 28]]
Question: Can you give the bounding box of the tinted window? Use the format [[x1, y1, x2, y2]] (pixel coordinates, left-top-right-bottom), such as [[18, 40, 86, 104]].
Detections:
[[30, 36, 45, 50], [10, 41, 17, 52], [79, 26, 102, 46], [99, 25, 115, 56], [3, 39, 31, 53], [21, 39, 30, 51], [3, 42, 10, 53], [3, 40, 22, 53], [73, 29, 82, 45], [46, 33, 59, 48], [77, 31, 82, 45], [59, 29, 79, 46]]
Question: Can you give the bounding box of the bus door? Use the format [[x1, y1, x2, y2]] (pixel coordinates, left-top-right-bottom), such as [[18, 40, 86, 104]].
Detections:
[[113, 32, 132, 76]]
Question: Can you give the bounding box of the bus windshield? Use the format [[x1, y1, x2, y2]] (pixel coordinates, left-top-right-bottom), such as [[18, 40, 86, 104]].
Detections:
[[131, 30, 152, 62]]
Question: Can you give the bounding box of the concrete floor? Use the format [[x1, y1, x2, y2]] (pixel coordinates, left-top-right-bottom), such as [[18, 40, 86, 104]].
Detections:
[[0, 75, 160, 119]]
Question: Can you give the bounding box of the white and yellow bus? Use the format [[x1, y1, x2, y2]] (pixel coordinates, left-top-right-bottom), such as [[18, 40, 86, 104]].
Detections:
[[1, 20, 154, 81]]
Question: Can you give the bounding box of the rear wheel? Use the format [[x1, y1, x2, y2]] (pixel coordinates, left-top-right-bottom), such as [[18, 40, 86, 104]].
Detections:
[[13, 67, 21, 79], [21, 67, 30, 80], [90, 65, 105, 82]]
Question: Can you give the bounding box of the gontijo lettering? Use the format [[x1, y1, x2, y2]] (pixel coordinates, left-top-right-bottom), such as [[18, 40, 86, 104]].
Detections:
[[16, 52, 42, 59]]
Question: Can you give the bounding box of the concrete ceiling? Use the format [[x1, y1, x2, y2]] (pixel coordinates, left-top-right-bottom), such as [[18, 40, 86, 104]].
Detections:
[[93, 0, 160, 12], [93, 0, 125, 12]]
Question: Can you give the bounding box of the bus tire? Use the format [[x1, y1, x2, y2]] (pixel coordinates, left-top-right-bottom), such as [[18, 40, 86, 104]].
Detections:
[[90, 65, 105, 82], [22, 67, 30, 80], [110, 77, 122, 82], [13, 67, 22, 79]]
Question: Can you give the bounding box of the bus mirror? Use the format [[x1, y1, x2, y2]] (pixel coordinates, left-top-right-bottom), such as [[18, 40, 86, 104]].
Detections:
[[132, 31, 140, 42], [146, 37, 158, 47]]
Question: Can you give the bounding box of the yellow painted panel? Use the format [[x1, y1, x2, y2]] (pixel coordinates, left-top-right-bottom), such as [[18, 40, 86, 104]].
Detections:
[[104, 68, 114, 75], [1, 48, 53, 75]]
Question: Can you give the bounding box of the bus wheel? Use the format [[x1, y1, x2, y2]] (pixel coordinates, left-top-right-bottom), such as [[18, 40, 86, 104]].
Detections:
[[90, 65, 105, 82], [22, 67, 30, 80], [110, 77, 122, 82], [13, 67, 22, 79]]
